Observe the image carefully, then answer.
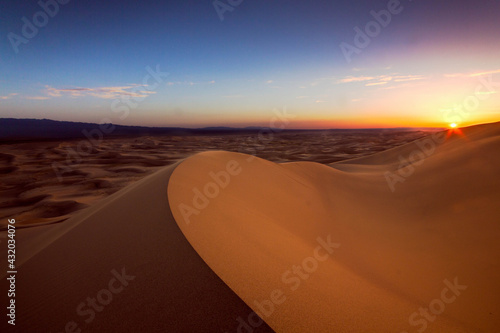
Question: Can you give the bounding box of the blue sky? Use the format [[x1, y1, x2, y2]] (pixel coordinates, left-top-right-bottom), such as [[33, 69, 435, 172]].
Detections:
[[1, 0, 499, 128]]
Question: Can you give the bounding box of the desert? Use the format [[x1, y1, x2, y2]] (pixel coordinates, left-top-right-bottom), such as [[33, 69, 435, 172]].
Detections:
[[1, 0, 500, 331], [0, 121, 499, 332]]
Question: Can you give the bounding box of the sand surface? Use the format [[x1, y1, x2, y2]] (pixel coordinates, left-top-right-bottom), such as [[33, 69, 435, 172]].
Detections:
[[168, 123, 500, 332], [1, 123, 498, 332], [0, 130, 430, 229], [0, 162, 273, 332]]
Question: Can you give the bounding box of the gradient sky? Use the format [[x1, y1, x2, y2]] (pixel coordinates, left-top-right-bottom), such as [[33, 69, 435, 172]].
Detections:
[[1, 0, 499, 128]]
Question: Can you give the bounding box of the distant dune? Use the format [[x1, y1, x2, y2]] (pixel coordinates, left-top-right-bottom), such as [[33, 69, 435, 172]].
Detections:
[[1, 122, 499, 332], [0, 127, 431, 229], [168, 121, 500, 332]]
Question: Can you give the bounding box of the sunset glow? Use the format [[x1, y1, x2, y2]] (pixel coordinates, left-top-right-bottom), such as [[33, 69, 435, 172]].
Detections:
[[1, 1, 499, 128]]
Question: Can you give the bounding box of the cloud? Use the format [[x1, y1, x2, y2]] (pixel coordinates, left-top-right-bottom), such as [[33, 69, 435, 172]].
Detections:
[[266, 80, 273, 84], [26, 96, 50, 100], [296, 96, 308, 99], [0, 93, 18, 100], [337, 75, 393, 84], [337, 74, 426, 86], [469, 69, 500, 77], [315, 100, 326, 103], [380, 81, 425, 90], [165, 80, 215, 86], [392, 75, 425, 82], [444, 69, 500, 78], [45, 84, 156, 99], [476, 91, 497, 95], [365, 81, 388, 86], [317, 73, 427, 89], [337, 76, 375, 83]]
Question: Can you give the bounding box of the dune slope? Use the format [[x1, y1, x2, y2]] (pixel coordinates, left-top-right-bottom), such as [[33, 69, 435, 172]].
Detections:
[[168, 122, 500, 332], [0, 163, 273, 332]]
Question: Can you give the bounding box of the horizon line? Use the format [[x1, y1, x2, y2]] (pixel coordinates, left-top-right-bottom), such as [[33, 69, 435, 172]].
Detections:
[[0, 117, 461, 131]]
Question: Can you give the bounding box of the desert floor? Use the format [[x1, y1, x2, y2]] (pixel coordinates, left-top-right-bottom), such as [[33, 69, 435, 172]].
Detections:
[[0, 129, 431, 229], [1, 124, 499, 333]]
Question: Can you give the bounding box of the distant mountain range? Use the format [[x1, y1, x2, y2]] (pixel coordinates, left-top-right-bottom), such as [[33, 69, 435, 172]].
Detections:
[[0, 118, 265, 141], [0, 118, 434, 142]]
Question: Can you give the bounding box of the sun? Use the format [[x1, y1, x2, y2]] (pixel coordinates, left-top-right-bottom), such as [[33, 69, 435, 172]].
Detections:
[[450, 123, 457, 128]]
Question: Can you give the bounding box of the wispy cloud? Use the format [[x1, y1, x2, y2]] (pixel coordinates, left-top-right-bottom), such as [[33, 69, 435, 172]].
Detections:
[[337, 74, 425, 86], [380, 81, 425, 90], [26, 96, 50, 100], [306, 72, 427, 92], [476, 90, 497, 95], [365, 81, 388, 86], [266, 80, 273, 84], [45, 84, 156, 99], [337, 76, 375, 83], [393, 75, 425, 82], [469, 69, 500, 77], [0, 93, 18, 100], [444, 69, 500, 78], [166, 80, 215, 86]]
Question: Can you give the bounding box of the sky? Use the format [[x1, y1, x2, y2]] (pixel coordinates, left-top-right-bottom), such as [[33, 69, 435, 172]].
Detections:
[[0, 0, 499, 129]]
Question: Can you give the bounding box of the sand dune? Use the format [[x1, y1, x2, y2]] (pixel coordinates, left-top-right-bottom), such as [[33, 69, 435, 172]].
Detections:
[[0, 163, 273, 332], [1, 122, 499, 332], [168, 122, 500, 332], [0, 130, 429, 229]]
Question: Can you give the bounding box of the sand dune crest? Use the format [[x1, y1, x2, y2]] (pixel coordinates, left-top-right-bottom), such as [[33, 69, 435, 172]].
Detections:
[[168, 122, 500, 332]]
